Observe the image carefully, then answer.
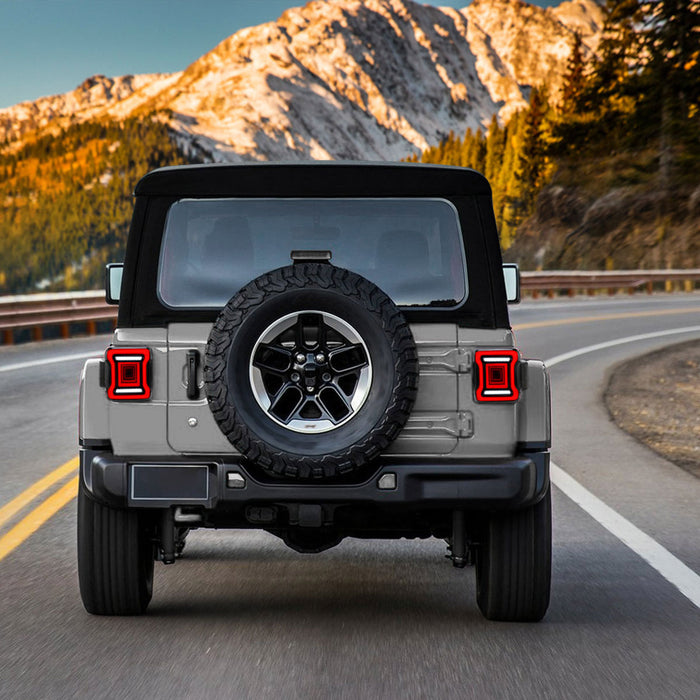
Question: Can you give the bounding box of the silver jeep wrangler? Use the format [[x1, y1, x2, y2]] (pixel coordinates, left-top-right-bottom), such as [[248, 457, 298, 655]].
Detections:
[[78, 163, 551, 621]]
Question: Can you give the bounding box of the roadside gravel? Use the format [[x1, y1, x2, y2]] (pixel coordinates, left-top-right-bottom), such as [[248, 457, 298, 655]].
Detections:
[[605, 339, 700, 478]]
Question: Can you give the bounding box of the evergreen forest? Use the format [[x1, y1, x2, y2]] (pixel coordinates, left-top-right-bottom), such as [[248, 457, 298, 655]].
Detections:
[[0, 116, 191, 294]]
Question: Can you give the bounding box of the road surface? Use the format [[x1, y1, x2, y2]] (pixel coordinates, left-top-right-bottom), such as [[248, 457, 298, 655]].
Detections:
[[1, 293, 699, 699]]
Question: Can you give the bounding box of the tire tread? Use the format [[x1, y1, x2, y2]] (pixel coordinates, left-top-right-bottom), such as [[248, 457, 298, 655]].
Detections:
[[476, 487, 551, 622], [78, 482, 153, 615]]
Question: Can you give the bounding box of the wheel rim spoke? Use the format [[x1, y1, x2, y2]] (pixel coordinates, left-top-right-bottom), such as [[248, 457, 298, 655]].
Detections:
[[318, 385, 353, 422], [252, 344, 291, 374], [329, 344, 368, 373], [295, 313, 326, 349], [269, 385, 304, 423]]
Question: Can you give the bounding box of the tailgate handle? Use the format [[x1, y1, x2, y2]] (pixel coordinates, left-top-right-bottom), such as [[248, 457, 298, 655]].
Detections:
[[186, 350, 200, 400]]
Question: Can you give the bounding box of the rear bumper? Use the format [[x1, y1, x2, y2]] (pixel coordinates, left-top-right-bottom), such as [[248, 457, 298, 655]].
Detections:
[[80, 449, 549, 512]]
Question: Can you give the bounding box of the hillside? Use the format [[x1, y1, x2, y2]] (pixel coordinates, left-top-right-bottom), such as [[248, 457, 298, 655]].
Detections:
[[416, 120, 700, 272], [410, 0, 700, 271], [0, 117, 190, 294], [507, 158, 700, 271]]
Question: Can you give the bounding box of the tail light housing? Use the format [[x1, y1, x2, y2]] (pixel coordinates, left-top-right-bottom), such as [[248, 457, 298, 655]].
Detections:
[[105, 348, 151, 400], [474, 349, 519, 402]]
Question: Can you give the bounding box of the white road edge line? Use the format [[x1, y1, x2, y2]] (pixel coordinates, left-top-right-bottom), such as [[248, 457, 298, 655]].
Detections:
[[0, 351, 100, 374], [551, 463, 700, 609], [545, 326, 700, 368], [546, 325, 700, 610]]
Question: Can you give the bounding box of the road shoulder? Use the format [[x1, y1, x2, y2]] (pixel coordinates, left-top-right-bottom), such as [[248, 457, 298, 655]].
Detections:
[[605, 339, 700, 479]]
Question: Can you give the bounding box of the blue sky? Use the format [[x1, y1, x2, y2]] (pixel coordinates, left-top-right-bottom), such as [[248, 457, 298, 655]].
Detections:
[[0, 0, 560, 109]]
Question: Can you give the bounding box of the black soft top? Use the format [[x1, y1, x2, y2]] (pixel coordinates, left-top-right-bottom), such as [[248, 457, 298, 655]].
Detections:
[[121, 162, 509, 329], [134, 162, 492, 198]]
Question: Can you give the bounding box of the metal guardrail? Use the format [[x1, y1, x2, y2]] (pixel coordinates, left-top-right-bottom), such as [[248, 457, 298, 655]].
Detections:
[[0, 270, 698, 344], [519, 269, 700, 298], [0, 291, 116, 344]]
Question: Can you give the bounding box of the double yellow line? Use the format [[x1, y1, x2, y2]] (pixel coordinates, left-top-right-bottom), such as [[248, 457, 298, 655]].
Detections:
[[513, 306, 700, 331], [0, 457, 79, 562]]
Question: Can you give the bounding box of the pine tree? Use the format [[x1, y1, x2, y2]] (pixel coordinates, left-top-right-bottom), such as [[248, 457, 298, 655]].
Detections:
[[474, 130, 487, 173], [560, 33, 587, 116], [516, 87, 547, 212], [484, 115, 505, 183], [0, 114, 192, 293], [638, 0, 700, 187], [583, 0, 645, 149], [460, 128, 475, 168], [593, 0, 645, 97]]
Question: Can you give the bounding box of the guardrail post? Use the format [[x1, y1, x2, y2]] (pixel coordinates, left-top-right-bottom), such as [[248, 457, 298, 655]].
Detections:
[[60, 323, 70, 339], [86, 320, 97, 336], [2, 329, 13, 345], [32, 326, 42, 342]]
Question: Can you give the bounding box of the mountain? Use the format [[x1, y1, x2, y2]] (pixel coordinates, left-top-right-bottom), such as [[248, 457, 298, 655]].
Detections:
[[0, 0, 603, 162]]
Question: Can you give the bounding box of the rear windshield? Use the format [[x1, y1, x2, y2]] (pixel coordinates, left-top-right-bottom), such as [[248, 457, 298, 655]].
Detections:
[[158, 198, 467, 308]]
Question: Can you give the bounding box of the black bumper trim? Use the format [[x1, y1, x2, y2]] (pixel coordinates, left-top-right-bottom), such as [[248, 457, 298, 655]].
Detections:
[[79, 438, 112, 450], [80, 449, 550, 512], [517, 440, 550, 453]]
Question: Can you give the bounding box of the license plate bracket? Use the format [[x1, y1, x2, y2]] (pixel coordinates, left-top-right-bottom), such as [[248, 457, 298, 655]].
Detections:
[[131, 464, 209, 501]]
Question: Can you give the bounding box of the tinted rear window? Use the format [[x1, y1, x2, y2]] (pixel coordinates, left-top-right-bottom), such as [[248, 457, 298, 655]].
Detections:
[[158, 198, 467, 308]]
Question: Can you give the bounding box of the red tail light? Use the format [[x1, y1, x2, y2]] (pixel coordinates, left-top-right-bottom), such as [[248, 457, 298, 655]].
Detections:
[[106, 348, 151, 400], [474, 349, 519, 402]]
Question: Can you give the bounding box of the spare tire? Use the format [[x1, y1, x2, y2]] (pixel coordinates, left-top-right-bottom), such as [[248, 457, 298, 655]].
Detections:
[[204, 263, 418, 479]]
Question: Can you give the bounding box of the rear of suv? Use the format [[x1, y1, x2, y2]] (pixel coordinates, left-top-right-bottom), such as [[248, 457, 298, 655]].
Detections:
[[78, 163, 551, 621]]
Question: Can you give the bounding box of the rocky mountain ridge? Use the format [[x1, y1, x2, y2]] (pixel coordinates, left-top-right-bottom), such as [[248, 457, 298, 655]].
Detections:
[[0, 0, 604, 161]]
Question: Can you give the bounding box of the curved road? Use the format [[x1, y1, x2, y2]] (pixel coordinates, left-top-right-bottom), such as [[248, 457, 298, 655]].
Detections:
[[0, 293, 699, 699]]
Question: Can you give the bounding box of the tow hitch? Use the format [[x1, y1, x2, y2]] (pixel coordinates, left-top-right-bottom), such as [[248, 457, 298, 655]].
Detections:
[[447, 510, 475, 568]]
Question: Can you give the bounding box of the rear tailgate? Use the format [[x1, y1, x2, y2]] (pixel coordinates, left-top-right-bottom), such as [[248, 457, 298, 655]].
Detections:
[[165, 323, 521, 459]]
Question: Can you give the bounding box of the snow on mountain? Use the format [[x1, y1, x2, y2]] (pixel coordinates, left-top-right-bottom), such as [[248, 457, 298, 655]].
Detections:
[[551, 0, 606, 41], [0, 73, 180, 143], [0, 0, 603, 161], [464, 0, 602, 119]]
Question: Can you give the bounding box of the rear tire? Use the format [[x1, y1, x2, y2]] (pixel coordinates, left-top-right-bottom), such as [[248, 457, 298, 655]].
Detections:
[[77, 480, 154, 615], [475, 487, 551, 622]]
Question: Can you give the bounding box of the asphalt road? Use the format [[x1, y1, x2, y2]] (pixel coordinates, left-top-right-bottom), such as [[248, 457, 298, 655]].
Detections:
[[0, 293, 699, 700]]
